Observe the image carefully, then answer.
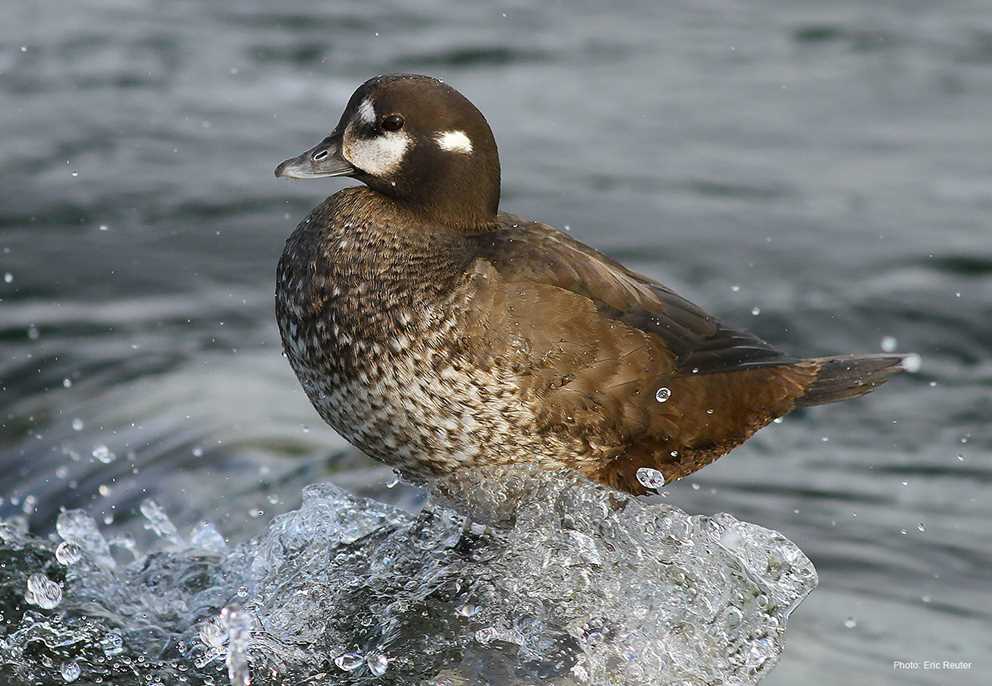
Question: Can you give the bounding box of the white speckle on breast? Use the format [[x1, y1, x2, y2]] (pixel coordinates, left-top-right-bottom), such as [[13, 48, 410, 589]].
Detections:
[[435, 130, 473, 154]]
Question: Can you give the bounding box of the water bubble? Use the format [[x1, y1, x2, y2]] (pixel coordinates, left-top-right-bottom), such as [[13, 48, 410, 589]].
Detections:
[[751, 306, 761, 316], [654, 387, 671, 403], [63, 378, 72, 388], [3, 272, 12, 283], [705, 408, 715, 415], [366, 652, 389, 676], [60, 661, 80, 683], [92, 444, 116, 463], [843, 617, 857, 629], [71, 418, 84, 431], [880, 336, 898, 353], [334, 651, 364, 671], [56, 541, 83, 565], [636, 467, 665, 491], [25, 574, 62, 609], [192, 446, 204, 457], [57, 509, 115, 569], [27, 325, 40, 340], [731, 285, 740, 293], [917, 522, 926, 532]]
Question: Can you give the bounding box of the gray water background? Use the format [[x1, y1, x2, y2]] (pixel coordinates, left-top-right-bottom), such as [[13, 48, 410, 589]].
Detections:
[[1, 1, 990, 683]]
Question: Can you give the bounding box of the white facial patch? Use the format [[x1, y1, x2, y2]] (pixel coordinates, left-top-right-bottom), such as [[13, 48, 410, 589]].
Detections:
[[357, 98, 376, 125], [342, 122, 411, 177], [435, 130, 473, 154]]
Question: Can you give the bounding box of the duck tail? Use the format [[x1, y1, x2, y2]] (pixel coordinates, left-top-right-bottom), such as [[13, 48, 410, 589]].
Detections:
[[795, 353, 909, 408]]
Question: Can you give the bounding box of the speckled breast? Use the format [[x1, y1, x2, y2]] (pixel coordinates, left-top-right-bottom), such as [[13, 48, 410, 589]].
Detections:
[[274, 210, 555, 479]]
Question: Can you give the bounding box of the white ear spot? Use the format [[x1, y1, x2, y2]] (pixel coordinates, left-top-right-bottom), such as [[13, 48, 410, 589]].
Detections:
[[357, 98, 376, 126], [435, 130, 473, 154]]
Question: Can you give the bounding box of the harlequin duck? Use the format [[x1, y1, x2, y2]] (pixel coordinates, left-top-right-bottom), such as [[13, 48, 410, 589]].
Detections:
[[274, 73, 907, 495]]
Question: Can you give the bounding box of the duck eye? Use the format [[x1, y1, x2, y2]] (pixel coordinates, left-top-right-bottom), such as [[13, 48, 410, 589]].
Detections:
[[381, 114, 404, 133]]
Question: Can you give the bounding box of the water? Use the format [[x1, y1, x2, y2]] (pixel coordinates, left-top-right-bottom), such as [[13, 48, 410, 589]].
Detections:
[[0, 468, 816, 685], [1, 0, 990, 683]]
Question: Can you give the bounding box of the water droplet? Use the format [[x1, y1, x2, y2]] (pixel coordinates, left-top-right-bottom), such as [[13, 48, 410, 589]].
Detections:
[[636, 467, 665, 491], [98, 224, 109, 231], [880, 336, 897, 352], [92, 444, 115, 463], [366, 652, 389, 676], [60, 661, 81, 682], [3, 272, 12, 283], [705, 408, 715, 415], [140, 498, 179, 540], [917, 522, 926, 532], [56, 541, 83, 565], [27, 325, 40, 340], [63, 377, 72, 388], [334, 652, 364, 671], [71, 418, 84, 431], [456, 604, 480, 618], [731, 285, 740, 293], [25, 573, 62, 609], [901, 353, 922, 373], [654, 387, 671, 403], [843, 617, 857, 629], [751, 306, 761, 316], [773, 417, 783, 424], [192, 446, 204, 457]]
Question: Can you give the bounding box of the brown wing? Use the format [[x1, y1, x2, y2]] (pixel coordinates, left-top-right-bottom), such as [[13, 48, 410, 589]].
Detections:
[[460, 218, 819, 493]]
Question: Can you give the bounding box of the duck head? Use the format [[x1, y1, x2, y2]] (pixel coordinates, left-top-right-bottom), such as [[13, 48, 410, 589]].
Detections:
[[275, 74, 500, 230]]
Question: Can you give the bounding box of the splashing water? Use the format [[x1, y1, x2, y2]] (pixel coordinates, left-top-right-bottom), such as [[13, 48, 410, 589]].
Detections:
[[24, 574, 62, 609], [0, 467, 816, 685]]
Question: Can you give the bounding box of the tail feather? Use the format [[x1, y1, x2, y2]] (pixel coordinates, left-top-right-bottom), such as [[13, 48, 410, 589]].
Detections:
[[795, 353, 909, 408]]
